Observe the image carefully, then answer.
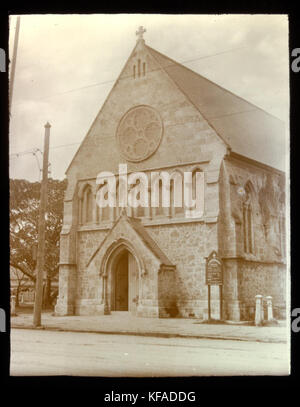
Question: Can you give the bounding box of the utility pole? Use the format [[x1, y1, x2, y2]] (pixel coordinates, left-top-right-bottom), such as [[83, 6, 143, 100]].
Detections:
[[9, 16, 20, 111], [33, 122, 51, 327]]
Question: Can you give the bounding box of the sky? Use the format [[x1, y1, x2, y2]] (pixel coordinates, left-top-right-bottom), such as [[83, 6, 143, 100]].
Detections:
[[9, 14, 289, 182]]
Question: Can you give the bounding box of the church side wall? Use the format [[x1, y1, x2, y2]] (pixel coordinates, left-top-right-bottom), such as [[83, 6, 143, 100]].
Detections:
[[219, 156, 287, 321]]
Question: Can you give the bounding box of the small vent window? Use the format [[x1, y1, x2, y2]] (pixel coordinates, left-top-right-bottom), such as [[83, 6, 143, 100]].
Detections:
[[133, 60, 146, 79]]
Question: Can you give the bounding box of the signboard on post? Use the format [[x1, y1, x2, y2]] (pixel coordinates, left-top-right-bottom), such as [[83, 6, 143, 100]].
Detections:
[[206, 251, 223, 285], [205, 251, 223, 321]]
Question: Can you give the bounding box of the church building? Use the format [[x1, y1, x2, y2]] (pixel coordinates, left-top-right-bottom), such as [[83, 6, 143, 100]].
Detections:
[[55, 27, 286, 321]]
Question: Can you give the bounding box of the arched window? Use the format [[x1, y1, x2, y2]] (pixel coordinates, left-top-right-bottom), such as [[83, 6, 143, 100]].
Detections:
[[156, 179, 164, 216], [100, 185, 110, 222], [183, 168, 204, 218], [85, 186, 93, 223], [192, 170, 198, 202], [142, 62, 146, 76], [138, 59, 141, 77], [243, 182, 254, 254], [133, 65, 136, 79], [135, 180, 145, 218], [79, 184, 93, 224], [170, 171, 184, 217], [115, 181, 120, 219]]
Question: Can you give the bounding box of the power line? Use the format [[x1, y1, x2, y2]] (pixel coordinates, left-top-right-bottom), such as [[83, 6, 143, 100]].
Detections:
[[9, 148, 43, 180], [10, 142, 81, 157], [13, 45, 247, 106], [49, 141, 81, 150], [9, 105, 259, 158], [9, 147, 42, 157], [9, 45, 253, 159]]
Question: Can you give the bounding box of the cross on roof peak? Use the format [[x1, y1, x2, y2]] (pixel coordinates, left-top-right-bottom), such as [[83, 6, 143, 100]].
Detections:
[[136, 26, 146, 41]]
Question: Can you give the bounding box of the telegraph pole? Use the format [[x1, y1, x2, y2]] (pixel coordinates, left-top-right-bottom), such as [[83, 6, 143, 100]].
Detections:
[[9, 16, 20, 111], [33, 122, 51, 327]]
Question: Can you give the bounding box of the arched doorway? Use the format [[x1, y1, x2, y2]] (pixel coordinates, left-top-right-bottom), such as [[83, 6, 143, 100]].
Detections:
[[113, 251, 129, 311], [108, 247, 139, 314]]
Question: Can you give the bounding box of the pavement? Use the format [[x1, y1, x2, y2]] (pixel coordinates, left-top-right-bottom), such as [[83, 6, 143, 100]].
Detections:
[[10, 311, 289, 343]]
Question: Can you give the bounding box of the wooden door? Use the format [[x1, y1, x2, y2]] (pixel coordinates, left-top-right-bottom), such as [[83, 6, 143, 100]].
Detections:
[[114, 254, 128, 311]]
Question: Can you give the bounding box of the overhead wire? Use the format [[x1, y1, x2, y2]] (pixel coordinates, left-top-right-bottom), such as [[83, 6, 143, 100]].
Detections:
[[10, 44, 252, 159], [12, 45, 247, 105]]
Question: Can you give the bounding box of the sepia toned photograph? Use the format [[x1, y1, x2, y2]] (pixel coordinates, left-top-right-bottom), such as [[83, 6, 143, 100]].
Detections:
[[9, 14, 290, 377]]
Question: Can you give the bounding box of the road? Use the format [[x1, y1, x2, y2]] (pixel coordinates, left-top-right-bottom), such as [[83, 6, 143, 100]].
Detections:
[[10, 328, 289, 376]]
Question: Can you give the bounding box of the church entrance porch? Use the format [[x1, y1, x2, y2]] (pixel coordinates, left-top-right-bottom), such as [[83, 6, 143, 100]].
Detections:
[[69, 214, 176, 318]]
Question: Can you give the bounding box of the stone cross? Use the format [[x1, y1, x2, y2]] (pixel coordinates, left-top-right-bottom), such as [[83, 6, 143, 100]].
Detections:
[[136, 26, 146, 41]]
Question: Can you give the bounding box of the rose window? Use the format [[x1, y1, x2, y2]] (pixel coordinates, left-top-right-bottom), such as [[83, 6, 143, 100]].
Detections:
[[116, 105, 163, 162]]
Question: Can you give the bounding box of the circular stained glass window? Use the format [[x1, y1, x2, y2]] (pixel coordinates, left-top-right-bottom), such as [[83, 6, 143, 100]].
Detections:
[[116, 105, 163, 162]]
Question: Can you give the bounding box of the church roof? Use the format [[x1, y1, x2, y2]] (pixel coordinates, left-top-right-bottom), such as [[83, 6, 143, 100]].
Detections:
[[146, 45, 286, 171]]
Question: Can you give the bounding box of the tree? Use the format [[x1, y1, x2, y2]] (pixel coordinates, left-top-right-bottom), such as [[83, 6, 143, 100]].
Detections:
[[10, 178, 67, 308], [10, 267, 29, 307]]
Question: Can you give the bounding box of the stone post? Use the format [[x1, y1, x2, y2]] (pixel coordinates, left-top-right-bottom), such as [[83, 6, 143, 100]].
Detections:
[[266, 296, 273, 321], [11, 295, 16, 316], [255, 295, 263, 326]]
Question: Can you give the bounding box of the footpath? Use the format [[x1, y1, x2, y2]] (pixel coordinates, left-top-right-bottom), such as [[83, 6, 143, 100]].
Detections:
[[10, 311, 288, 344]]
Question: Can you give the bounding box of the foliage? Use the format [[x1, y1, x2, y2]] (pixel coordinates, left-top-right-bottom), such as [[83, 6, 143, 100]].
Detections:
[[10, 178, 67, 285]]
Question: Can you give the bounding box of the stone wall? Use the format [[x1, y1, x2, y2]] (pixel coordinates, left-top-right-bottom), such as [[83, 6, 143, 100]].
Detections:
[[76, 229, 107, 302], [218, 155, 287, 321], [147, 222, 219, 318], [238, 261, 286, 320]]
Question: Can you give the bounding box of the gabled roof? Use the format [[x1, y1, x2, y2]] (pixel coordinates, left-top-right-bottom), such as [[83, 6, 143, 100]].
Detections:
[[87, 211, 174, 267], [66, 39, 286, 176], [128, 216, 173, 266], [147, 46, 286, 171]]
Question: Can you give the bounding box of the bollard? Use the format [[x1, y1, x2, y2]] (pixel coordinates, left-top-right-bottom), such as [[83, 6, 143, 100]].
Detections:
[[266, 296, 273, 321], [255, 295, 263, 326], [11, 295, 16, 316]]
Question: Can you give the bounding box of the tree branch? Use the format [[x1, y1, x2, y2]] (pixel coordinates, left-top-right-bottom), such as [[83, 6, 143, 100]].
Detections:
[[10, 261, 36, 282]]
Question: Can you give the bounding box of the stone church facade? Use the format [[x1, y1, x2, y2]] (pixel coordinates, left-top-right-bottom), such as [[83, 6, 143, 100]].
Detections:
[[55, 28, 287, 321]]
